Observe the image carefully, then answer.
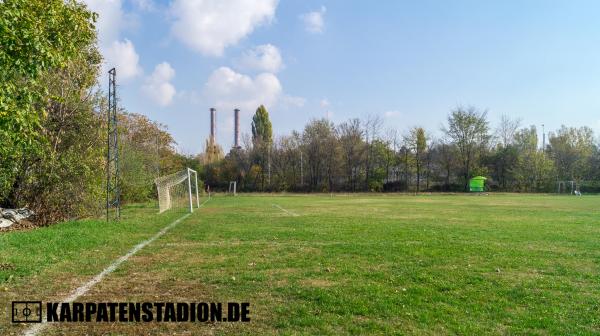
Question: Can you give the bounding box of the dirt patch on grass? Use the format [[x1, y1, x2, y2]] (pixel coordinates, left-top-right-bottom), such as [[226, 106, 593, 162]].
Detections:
[[265, 267, 301, 277], [0, 262, 15, 270], [198, 207, 219, 215], [299, 278, 336, 288]]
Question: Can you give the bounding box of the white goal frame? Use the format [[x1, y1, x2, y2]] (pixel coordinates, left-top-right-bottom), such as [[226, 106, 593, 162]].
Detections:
[[188, 168, 200, 212], [155, 168, 200, 214], [557, 180, 576, 195], [228, 181, 237, 196]]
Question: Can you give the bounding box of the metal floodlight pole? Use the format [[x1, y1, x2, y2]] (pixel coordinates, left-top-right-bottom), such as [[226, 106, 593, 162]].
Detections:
[[106, 77, 111, 221], [106, 68, 120, 221], [542, 124, 546, 153]]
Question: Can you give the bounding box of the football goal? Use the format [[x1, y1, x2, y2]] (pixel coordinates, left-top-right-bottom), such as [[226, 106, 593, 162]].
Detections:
[[228, 181, 237, 196], [155, 168, 200, 214], [557, 180, 577, 195]]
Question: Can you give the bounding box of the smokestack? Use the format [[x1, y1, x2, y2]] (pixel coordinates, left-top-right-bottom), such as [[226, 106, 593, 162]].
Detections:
[[210, 107, 216, 143], [234, 108, 240, 148]]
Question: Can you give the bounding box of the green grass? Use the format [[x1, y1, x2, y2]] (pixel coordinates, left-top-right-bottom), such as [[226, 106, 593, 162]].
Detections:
[[1, 194, 600, 335]]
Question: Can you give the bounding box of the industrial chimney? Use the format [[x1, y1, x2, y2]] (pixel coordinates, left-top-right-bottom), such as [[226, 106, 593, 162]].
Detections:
[[234, 108, 240, 149], [210, 107, 216, 143]]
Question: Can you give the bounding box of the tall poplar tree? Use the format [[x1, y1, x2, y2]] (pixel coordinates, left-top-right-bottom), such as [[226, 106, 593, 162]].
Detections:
[[251, 105, 273, 145], [251, 105, 273, 189]]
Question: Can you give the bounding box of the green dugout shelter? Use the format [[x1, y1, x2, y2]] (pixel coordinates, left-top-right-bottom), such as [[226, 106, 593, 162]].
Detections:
[[469, 176, 487, 192]]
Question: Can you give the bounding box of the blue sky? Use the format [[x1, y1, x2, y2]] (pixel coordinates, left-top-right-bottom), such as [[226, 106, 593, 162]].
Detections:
[[85, 0, 600, 153]]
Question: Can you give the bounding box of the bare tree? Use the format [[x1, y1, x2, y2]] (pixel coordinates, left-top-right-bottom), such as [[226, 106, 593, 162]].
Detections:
[[495, 114, 521, 147], [271, 135, 302, 190], [303, 119, 337, 191], [383, 128, 400, 181], [436, 138, 457, 191], [425, 138, 436, 190], [386, 128, 400, 153], [338, 119, 365, 191], [364, 115, 383, 190]]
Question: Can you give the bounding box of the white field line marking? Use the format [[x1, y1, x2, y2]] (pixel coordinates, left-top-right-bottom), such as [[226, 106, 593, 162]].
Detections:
[[272, 203, 299, 217], [23, 199, 210, 336]]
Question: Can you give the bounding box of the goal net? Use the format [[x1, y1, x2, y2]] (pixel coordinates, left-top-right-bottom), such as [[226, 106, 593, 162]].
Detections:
[[155, 168, 200, 214]]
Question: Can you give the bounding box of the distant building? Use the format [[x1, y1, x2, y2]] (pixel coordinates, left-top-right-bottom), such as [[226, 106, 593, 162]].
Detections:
[[203, 108, 224, 164]]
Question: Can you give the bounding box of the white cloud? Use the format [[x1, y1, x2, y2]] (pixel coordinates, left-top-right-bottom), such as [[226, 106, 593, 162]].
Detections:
[[142, 62, 177, 106], [104, 39, 143, 80], [281, 95, 306, 108], [203, 67, 282, 112], [319, 98, 334, 120], [236, 44, 283, 73], [319, 98, 333, 119], [81, 0, 143, 79], [384, 110, 400, 118], [300, 6, 326, 34], [177, 90, 202, 104], [81, 0, 124, 45], [131, 0, 154, 11], [170, 0, 278, 56]]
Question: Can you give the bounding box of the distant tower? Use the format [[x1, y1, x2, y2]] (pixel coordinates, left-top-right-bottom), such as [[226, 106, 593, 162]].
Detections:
[[210, 107, 216, 143], [204, 107, 223, 164], [234, 108, 240, 149]]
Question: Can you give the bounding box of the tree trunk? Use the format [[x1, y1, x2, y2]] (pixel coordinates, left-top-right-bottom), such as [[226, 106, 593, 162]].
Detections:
[[416, 161, 421, 193]]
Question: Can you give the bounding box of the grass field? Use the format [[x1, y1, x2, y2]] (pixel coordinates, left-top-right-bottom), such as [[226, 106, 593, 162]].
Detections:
[[1, 194, 599, 335]]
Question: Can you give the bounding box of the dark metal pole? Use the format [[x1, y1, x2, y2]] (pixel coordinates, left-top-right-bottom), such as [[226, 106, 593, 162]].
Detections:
[[542, 124, 546, 153], [106, 73, 111, 221], [107, 68, 120, 221]]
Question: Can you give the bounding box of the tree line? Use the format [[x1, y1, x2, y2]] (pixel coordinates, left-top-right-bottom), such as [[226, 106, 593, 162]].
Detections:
[[204, 106, 600, 194]]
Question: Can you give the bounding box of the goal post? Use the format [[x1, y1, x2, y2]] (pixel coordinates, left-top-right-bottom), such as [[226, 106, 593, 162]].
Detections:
[[187, 168, 200, 211], [557, 180, 576, 195], [228, 181, 237, 196], [155, 168, 200, 214]]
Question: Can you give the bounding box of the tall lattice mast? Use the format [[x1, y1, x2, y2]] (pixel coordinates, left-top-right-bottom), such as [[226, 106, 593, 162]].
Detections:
[[106, 68, 120, 221]]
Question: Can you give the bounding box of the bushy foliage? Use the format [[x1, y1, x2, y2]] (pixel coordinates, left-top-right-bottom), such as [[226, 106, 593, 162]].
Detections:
[[0, 0, 98, 201], [118, 113, 180, 203], [0, 0, 191, 225]]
